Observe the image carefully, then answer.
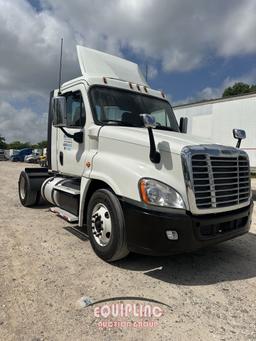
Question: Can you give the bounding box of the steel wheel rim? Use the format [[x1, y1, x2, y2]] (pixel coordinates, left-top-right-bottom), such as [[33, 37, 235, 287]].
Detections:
[[91, 203, 112, 247], [20, 177, 26, 200]]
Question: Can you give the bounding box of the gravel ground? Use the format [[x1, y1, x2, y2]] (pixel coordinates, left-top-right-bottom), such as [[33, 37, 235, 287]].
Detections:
[[0, 161, 256, 341]]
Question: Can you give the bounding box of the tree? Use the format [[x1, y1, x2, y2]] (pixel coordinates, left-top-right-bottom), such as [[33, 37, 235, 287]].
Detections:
[[7, 141, 31, 149], [36, 140, 48, 149], [222, 82, 256, 98], [0, 135, 7, 149], [6, 140, 48, 150]]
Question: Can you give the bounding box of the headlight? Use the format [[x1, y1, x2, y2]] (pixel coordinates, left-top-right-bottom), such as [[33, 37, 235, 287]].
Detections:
[[139, 178, 185, 209]]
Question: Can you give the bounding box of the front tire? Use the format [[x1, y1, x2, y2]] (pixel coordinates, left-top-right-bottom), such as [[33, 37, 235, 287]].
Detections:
[[87, 189, 129, 262], [18, 171, 39, 207]]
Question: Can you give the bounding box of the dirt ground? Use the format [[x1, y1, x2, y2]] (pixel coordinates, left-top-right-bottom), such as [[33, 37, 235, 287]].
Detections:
[[0, 161, 256, 341]]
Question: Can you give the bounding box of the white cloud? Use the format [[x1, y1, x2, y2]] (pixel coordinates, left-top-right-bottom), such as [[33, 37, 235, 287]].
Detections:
[[45, 0, 255, 72], [0, 101, 47, 143], [0, 0, 256, 141], [147, 65, 158, 80], [217, 1, 256, 57]]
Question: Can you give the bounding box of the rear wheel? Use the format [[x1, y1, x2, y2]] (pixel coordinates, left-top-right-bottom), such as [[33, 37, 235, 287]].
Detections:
[[87, 189, 129, 262], [18, 171, 39, 207]]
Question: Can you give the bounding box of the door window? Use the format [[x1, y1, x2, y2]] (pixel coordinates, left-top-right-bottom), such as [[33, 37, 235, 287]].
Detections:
[[65, 91, 86, 128]]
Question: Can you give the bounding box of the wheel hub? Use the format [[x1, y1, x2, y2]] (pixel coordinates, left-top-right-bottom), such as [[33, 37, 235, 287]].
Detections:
[[20, 176, 26, 200], [91, 203, 112, 246]]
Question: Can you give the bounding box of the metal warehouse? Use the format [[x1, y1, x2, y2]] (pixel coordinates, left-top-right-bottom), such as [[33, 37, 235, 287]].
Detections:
[[174, 92, 256, 169]]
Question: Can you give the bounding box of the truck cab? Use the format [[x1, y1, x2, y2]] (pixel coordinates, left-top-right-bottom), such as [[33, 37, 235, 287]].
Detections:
[[18, 46, 253, 262]]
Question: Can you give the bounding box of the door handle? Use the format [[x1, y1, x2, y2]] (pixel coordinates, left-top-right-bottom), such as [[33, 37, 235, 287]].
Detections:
[[59, 151, 63, 165]]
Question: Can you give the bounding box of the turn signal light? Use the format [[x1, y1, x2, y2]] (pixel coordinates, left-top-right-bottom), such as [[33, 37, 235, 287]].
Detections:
[[139, 179, 150, 204]]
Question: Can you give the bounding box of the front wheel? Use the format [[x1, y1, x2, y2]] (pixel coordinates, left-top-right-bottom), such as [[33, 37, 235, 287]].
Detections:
[[87, 189, 129, 262]]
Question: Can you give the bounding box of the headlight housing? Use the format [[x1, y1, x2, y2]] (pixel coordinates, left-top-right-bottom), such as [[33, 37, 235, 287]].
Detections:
[[139, 178, 185, 209]]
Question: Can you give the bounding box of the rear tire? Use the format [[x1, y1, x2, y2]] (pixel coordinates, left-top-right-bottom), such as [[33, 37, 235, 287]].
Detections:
[[18, 171, 39, 207], [87, 189, 129, 262]]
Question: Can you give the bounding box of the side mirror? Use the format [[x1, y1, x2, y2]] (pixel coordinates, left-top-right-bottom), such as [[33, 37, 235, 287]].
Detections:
[[140, 114, 160, 164], [52, 96, 67, 127], [233, 128, 246, 148], [179, 117, 188, 133]]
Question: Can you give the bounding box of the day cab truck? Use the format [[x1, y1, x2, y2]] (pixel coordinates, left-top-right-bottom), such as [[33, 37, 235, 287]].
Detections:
[[18, 46, 253, 262]]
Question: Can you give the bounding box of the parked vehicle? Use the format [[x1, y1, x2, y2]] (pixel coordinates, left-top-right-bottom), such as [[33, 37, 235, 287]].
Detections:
[[11, 148, 33, 162], [18, 46, 253, 262], [24, 152, 40, 163], [0, 149, 6, 161], [7, 149, 19, 159]]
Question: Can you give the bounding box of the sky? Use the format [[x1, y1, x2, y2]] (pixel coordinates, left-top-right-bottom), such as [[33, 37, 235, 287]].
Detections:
[[0, 0, 256, 142]]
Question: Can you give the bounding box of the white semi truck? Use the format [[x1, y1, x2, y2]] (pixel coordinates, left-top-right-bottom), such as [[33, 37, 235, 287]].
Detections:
[[18, 46, 253, 261]]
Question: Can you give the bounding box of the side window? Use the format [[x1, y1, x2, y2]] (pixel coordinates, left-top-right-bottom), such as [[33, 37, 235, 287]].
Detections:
[[65, 91, 86, 128]]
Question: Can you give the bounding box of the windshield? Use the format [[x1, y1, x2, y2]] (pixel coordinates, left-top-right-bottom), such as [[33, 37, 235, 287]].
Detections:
[[90, 86, 180, 132]]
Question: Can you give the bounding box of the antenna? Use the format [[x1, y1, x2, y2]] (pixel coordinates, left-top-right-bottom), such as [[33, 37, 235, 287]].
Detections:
[[58, 38, 63, 95], [145, 62, 148, 82]]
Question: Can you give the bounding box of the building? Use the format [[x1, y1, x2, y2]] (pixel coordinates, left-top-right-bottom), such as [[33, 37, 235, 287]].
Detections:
[[173, 92, 256, 169]]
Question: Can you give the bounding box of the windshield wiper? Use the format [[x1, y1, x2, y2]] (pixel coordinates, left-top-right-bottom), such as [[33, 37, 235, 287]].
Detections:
[[154, 125, 175, 132], [101, 120, 140, 127]]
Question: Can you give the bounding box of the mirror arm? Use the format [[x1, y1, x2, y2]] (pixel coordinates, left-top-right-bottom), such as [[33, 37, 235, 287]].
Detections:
[[233, 129, 246, 149], [148, 127, 161, 163], [60, 127, 73, 138], [60, 127, 83, 144]]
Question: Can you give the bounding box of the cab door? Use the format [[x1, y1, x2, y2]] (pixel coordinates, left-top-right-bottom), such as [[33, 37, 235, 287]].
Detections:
[[56, 85, 86, 176]]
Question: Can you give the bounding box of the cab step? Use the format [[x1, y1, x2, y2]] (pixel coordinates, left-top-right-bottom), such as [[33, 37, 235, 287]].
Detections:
[[50, 207, 78, 223]]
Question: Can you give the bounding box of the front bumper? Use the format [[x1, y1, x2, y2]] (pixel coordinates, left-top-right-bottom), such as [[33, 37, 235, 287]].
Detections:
[[121, 199, 253, 256]]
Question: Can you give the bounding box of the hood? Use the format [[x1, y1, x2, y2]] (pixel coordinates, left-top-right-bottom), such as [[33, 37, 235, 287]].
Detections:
[[100, 126, 214, 154]]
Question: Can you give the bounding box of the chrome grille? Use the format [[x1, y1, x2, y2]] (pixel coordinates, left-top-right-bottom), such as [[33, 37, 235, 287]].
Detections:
[[192, 154, 250, 209]]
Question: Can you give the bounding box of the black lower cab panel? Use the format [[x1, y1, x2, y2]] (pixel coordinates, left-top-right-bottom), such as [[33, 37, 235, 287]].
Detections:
[[120, 199, 253, 256]]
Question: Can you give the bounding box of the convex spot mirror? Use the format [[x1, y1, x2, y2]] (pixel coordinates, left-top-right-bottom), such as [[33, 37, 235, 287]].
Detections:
[[233, 128, 246, 148], [233, 128, 246, 140], [140, 114, 157, 128], [52, 96, 67, 127]]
